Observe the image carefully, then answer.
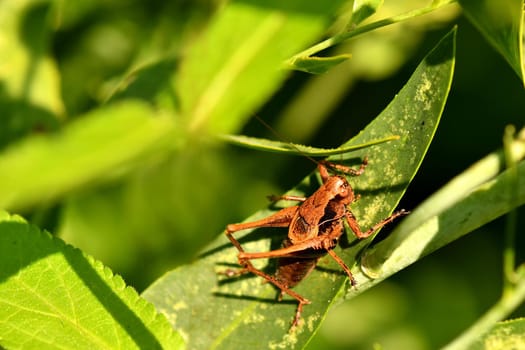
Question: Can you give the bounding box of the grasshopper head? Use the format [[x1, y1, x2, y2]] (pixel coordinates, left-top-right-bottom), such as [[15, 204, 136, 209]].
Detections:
[[330, 175, 355, 205]]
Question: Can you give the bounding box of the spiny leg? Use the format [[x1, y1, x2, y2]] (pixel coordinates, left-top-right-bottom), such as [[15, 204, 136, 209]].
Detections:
[[226, 205, 298, 233], [267, 194, 307, 202], [346, 209, 409, 239], [237, 258, 311, 328], [318, 157, 368, 182], [326, 249, 357, 286], [223, 206, 310, 327], [223, 205, 298, 276], [222, 206, 298, 276], [322, 209, 408, 287], [223, 231, 311, 327]]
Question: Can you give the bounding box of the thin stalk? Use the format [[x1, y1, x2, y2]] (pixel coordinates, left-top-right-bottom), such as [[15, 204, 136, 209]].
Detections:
[[285, 0, 457, 66], [503, 125, 519, 292], [443, 277, 525, 350], [443, 126, 525, 350]]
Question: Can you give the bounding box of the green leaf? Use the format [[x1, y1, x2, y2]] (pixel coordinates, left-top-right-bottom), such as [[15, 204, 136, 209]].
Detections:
[[288, 54, 352, 74], [349, 0, 383, 27], [219, 133, 399, 156], [142, 28, 456, 349], [458, 0, 525, 83], [470, 318, 525, 350], [285, 1, 456, 73], [0, 211, 184, 349], [284, 0, 382, 73], [176, 0, 346, 134], [0, 101, 181, 211], [107, 59, 179, 111], [0, 0, 65, 147]]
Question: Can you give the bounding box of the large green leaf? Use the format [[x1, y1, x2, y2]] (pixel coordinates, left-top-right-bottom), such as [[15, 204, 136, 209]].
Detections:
[[0, 211, 184, 349], [459, 0, 524, 83], [0, 101, 180, 211], [176, 0, 346, 134], [142, 28, 456, 349]]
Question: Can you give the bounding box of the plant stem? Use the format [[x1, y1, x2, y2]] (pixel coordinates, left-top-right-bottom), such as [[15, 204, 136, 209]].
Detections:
[[443, 277, 525, 350], [503, 125, 519, 292], [285, 0, 457, 66], [443, 126, 525, 350]]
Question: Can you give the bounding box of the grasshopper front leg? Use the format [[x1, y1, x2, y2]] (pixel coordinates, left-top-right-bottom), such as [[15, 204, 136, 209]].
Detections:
[[345, 209, 409, 239]]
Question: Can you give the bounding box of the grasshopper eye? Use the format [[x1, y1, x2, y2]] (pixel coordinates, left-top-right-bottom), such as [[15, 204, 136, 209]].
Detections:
[[335, 178, 350, 195]]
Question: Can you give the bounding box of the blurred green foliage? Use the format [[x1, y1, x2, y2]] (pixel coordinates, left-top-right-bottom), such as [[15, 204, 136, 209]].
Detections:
[[0, 0, 524, 349]]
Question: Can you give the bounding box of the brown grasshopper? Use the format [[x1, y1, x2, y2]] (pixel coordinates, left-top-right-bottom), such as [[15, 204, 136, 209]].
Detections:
[[223, 156, 408, 328]]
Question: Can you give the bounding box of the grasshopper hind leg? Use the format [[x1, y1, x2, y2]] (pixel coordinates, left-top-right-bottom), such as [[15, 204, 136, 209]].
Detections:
[[223, 227, 310, 328]]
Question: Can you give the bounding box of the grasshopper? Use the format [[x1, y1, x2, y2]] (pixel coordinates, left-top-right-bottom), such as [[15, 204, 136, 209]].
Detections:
[[223, 156, 408, 328]]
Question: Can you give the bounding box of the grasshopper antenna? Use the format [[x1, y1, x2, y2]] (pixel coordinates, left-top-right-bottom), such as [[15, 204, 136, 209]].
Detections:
[[254, 115, 322, 167], [254, 115, 360, 178]]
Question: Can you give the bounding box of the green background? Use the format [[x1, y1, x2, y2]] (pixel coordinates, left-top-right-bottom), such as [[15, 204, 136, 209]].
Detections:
[[1, 1, 524, 349]]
